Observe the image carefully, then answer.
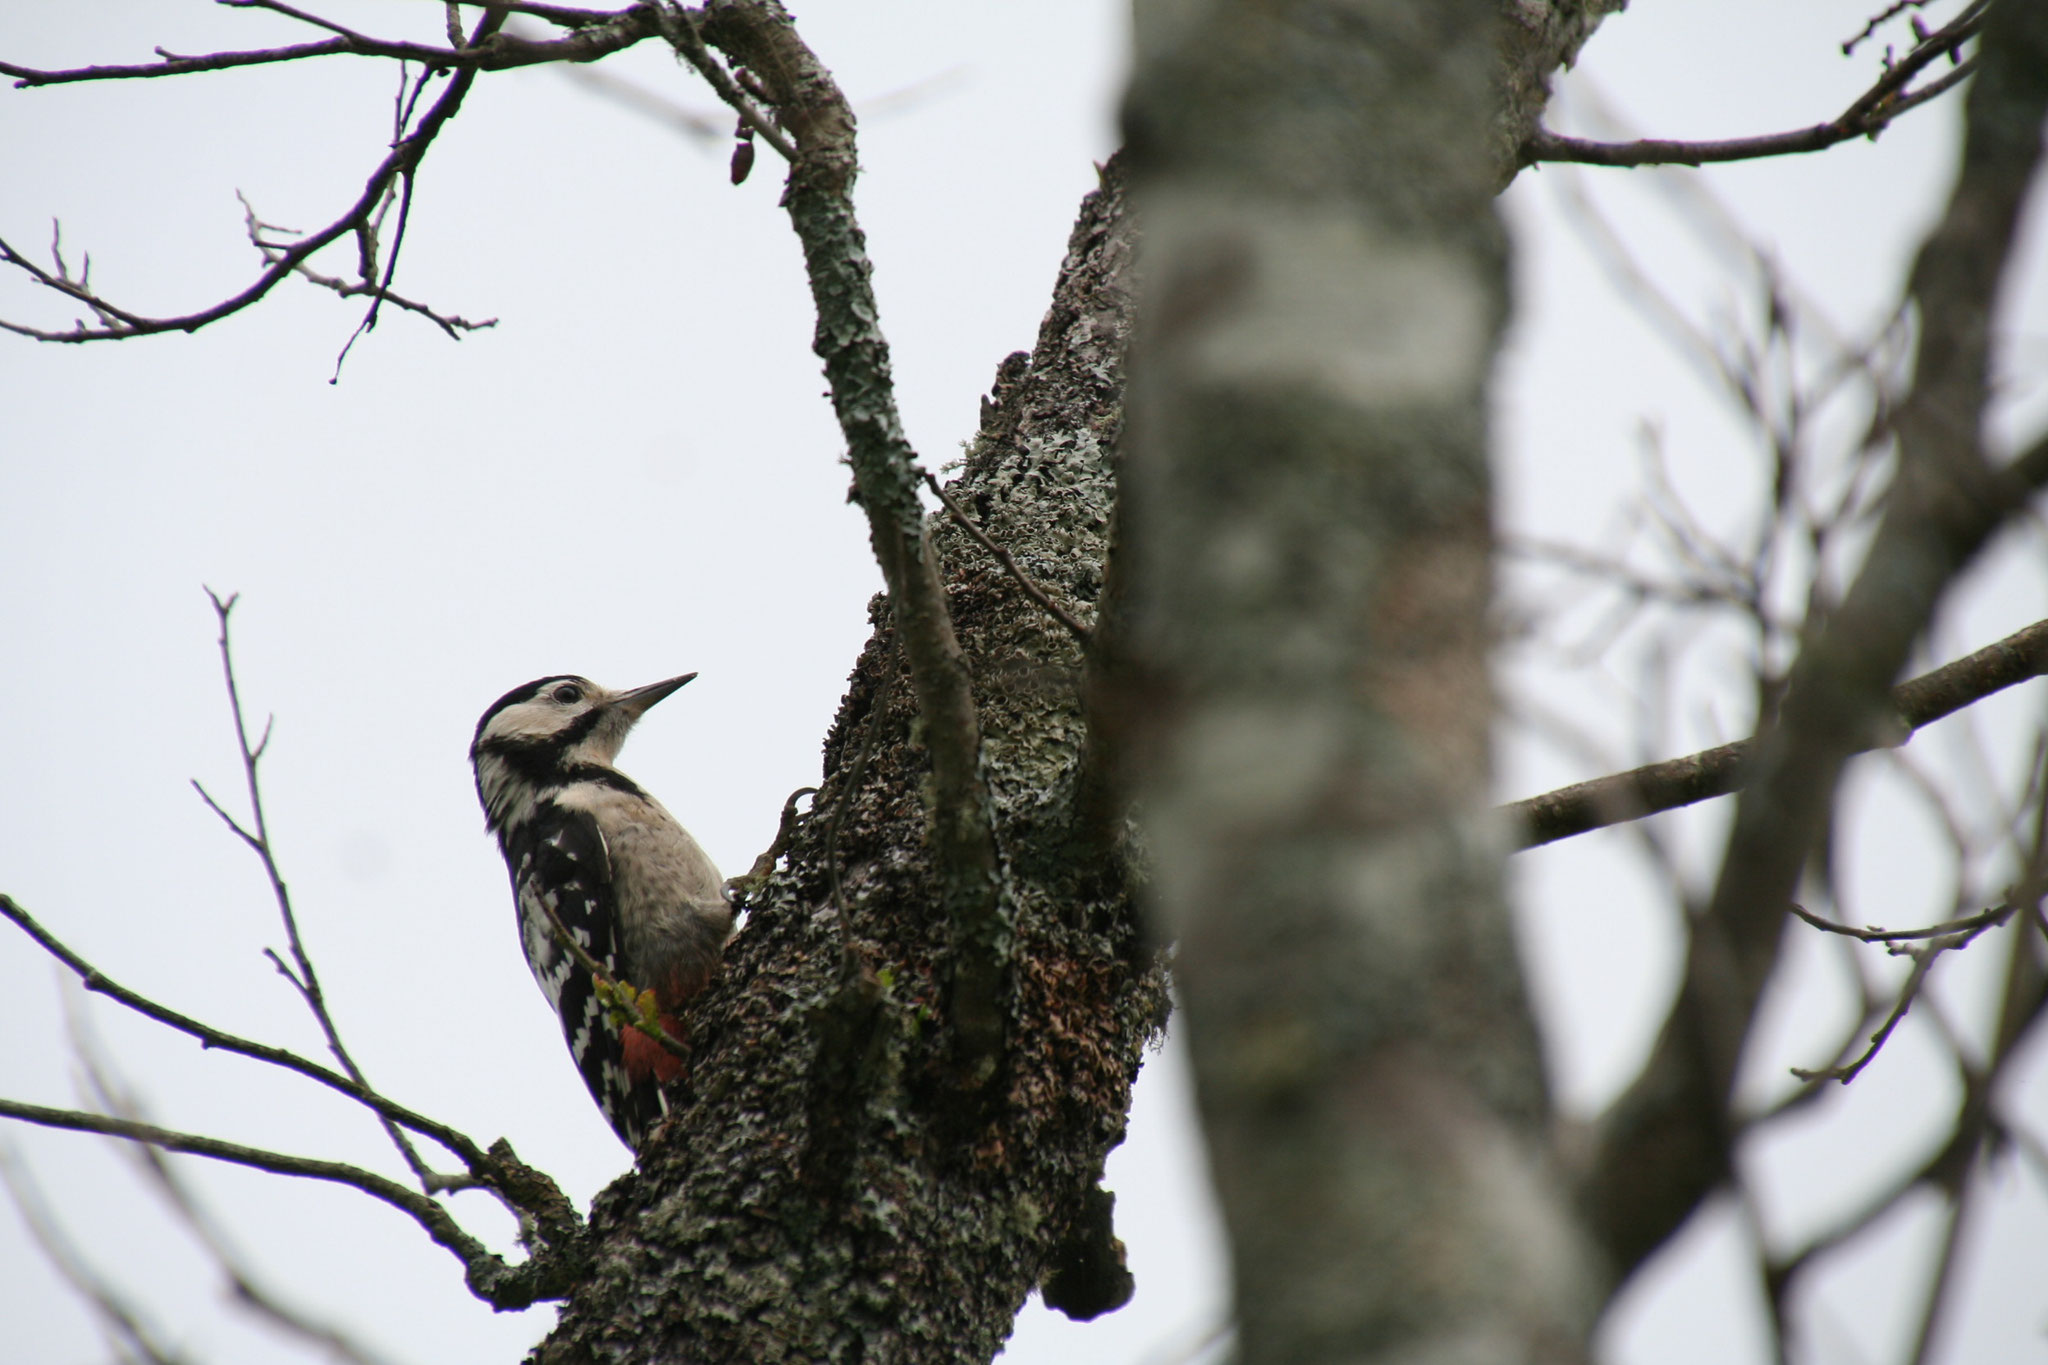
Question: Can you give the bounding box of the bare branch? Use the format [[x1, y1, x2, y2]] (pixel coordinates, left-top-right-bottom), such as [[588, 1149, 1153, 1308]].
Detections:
[[1768, 866, 2047, 1314], [3, 38, 363, 86], [218, 0, 380, 44], [1523, 1, 1988, 169], [1846, 1, 1955, 56], [0, 1098, 571, 1309], [1788, 899, 2017, 945], [648, 4, 796, 162], [0, 893, 488, 1172], [686, 0, 1006, 1081], [0, 10, 524, 345], [468, 0, 641, 25], [1524, 61, 1976, 168], [64, 1041, 396, 1365], [1573, 4, 2048, 1279], [0, 5, 658, 87], [1506, 614, 2048, 848], [1788, 907, 2009, 1085], [198, 590, 437, 1187], [238, 193, 497, 341]]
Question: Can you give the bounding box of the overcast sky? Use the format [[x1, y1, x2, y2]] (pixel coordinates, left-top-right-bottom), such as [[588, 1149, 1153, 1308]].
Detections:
[[2, 3, 2045, 1363]]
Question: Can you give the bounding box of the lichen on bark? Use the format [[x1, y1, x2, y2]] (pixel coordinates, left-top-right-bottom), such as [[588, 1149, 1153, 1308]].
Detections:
[[536, 162, 1168, 1365]]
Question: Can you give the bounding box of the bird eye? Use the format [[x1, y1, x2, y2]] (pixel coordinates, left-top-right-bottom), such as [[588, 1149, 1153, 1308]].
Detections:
[[551, 684, 584, 705]]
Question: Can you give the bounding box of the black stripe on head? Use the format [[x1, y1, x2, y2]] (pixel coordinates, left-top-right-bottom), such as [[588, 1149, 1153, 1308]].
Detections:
[[555, 705, 611, 751], [472, 676, 582, 754], [565, 764, 651, 801]]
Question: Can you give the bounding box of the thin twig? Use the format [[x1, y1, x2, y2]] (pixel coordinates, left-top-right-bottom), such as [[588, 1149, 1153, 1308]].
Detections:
[[199, 589, 435, 1186], [648, 3, 797, 162], [1524, 60, 1976, 168], [2, 38, 362, 85], [1846, 1, 1953, 56], [1789, 935, 1955, 1085], [924, 472, 1093, 645], [1523, 2, 1988, 169], [1789, 899, 2016, 944], [464, 0, 637, 26], [1, 2, 657, 88], [0, 1100, 491, 1275], [238, 192, 495, 341], [1, 9, 523, 344], [0, 892, 486, 1169], [727, 785, 818, 901]]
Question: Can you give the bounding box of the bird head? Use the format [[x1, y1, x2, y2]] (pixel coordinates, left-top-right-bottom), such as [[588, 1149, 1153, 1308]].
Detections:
[[470, 673, 696, 828]]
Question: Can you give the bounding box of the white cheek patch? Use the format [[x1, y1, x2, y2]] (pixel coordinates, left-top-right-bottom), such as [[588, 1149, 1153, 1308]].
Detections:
[[481, 699, 580, 745], [475, 752, 541, 831]]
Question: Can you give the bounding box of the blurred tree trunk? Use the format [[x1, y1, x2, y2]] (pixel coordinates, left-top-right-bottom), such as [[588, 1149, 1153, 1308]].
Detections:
[[1112, 2, 1599, 1362], [539, 5, 1616, 1361]]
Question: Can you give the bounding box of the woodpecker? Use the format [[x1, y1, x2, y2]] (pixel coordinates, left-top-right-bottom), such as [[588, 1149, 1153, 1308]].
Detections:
[[470, 673, 729, 1150]]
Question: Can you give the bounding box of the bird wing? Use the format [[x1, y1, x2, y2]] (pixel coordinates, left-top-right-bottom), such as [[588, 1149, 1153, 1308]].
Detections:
[[511, 804, 663, 1149]]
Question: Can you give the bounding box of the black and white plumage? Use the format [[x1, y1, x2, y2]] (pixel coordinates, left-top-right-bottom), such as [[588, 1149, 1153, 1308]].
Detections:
[[470, 673, 730, 1150]]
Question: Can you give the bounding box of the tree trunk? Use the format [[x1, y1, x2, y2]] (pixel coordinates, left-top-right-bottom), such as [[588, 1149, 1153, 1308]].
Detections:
[[537, 6, 1620, 1360], [1114, 3, 1601, 1363], [537, 161, 1164, 1365]]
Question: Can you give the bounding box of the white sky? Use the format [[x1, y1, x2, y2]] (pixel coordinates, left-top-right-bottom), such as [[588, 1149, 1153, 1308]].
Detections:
[[1, 3, 2044, 1364]]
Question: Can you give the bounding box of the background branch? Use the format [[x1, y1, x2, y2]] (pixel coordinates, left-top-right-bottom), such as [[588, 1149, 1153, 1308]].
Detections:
[[1506, 613, 2048, 848], [1523, 0, 1988, 168], [1573, 3, 2048, 1281]]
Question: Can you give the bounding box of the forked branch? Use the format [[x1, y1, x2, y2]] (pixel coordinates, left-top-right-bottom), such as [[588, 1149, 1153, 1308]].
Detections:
[[0, 892, 486, 1171], [1523, 0, 1990, 168], [195, 589, 441, 1188], [0, 8, 514, 343], [0, 1098, 575, 1309]]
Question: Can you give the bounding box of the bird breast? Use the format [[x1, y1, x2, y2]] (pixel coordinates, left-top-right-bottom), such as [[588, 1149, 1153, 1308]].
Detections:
[[554, 782, 732, 1005]]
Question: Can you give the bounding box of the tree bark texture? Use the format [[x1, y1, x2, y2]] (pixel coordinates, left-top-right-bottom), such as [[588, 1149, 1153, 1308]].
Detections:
[[535, 168, 1166, 1364], [1118, 3, 1600, 1362], [532, 4, 1625, 1359]]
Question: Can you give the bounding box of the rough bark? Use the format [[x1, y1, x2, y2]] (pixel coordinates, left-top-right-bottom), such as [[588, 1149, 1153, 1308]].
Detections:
[[1492, 0, 1627, 182], [532, 5, 1625, 1360], [1116, 2, 1601, 1362], [535, 164, 1167, 1365]]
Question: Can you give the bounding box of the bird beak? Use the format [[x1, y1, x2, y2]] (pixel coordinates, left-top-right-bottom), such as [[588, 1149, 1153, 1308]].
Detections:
[[613, 673, 697, 721]]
